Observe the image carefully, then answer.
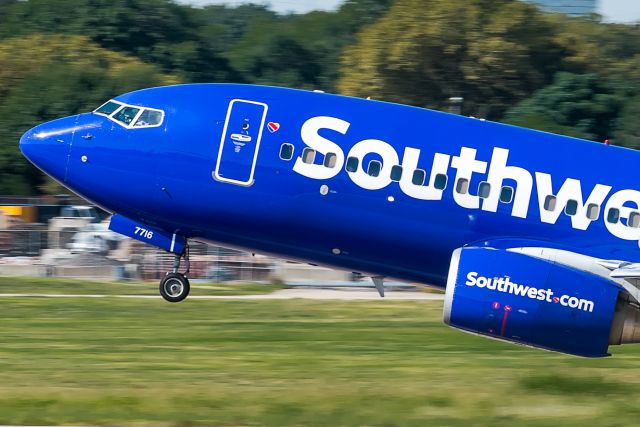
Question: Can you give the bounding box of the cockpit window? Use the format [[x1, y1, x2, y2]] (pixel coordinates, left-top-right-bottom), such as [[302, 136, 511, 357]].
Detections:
[[113, 106, 141, 126], [133, 109, 164, 127], [93, 99, 165, 129], [94, 101, 123, 116]]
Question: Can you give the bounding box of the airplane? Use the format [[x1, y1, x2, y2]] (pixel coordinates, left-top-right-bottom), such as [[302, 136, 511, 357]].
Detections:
[[19, 83, 640, 357]]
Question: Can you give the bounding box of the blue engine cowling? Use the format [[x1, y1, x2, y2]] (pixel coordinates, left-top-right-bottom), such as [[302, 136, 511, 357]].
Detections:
[[444, 247, 629, 357]]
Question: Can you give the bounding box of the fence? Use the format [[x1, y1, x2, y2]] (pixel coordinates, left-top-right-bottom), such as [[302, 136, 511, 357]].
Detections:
[[0, 229, 275, 282], [0, 229, 47, 257]]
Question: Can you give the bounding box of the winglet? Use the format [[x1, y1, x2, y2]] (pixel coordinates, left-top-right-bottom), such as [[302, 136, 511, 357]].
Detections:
[[372, 276, 385, 298]]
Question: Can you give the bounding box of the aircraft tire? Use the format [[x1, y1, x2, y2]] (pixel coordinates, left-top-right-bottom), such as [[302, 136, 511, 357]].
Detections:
[[159, 273, 190, 303]]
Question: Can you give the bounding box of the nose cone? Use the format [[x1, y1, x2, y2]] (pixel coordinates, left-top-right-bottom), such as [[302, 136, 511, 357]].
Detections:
[[20, 116, 78, 183]]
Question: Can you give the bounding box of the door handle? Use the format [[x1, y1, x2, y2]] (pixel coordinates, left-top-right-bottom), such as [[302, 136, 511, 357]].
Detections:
[[81, 133, 94, 140]]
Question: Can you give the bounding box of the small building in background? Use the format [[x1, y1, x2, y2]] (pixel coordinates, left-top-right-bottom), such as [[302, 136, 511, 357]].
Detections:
[[522, 0, 597, 17]]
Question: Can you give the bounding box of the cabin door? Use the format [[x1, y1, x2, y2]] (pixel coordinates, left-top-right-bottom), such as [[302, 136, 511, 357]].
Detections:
[[214, 99, 268, 186]]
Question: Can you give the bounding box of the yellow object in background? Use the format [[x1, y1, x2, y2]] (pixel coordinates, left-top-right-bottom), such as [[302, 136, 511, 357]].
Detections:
[[0, 206, 37, 223]]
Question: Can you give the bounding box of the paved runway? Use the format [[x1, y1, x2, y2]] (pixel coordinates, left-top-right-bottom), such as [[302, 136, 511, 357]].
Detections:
[[0, 288, 444, 300]]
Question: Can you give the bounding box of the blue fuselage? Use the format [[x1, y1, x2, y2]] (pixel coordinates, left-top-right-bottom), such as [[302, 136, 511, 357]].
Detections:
[[19, 84, 640, 287]]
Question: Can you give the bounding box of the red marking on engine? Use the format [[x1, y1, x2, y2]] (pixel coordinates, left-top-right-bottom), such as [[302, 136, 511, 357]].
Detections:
[[500, 305, 512, 336]]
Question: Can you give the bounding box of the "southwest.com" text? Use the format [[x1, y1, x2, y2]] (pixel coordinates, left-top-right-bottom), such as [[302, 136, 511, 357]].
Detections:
[[465, 271, 595, 312]]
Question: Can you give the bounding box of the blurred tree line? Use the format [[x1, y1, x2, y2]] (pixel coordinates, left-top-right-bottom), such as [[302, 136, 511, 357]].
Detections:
[[0, 0, 639, 194]]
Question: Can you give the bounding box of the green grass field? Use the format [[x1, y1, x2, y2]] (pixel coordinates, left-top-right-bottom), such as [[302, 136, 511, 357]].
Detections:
[[0, 276, 283, 296], [1, 278, 640, 426]]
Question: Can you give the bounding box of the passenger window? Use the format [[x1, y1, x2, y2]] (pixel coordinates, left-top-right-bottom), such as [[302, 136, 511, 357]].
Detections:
[[346, 156, 359, 173], [434, 174, 448, 190], [586, 203, 600, 220], [544, 195, 557, 211], [565, 199, 578, 216], [368, 160, 382, 177], [302, 148, 316, 164], [607, 208, 620, 224], [113, 106, 140, 125], [95, 101, 122, 116], [390, 165, 403, 182], [412, 169, 426, 186], [477, 182, 491, 199], [133, 109, 163, 127], [279, 143, 294, 161], [324, 153, 337, 168], [500, 186, 514, 203], [629, 212, 640, 228], [456, 178, 469, 195]]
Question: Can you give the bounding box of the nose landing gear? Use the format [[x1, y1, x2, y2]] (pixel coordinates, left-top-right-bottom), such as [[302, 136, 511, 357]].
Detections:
[[159, 245, 190, 303]]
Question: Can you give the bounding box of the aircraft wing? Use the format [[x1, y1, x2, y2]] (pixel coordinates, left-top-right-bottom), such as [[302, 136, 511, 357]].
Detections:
[[599, 261, 640, 300], [505, 246, 640, 303], [601, 261, 640, 279]]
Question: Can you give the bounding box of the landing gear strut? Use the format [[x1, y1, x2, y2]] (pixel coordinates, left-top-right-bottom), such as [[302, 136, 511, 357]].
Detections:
[[159, 245, 190, 303]]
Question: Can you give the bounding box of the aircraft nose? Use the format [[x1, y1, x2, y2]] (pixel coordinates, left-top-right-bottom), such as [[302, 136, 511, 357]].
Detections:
[[20, 116, 78, 183]]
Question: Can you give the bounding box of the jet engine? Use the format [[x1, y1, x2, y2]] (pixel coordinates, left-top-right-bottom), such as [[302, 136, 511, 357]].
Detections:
[[444, 247, 640, 357]]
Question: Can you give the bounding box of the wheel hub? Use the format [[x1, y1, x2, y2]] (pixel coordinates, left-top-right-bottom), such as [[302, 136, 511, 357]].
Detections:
[[166, 280, 183, 296]]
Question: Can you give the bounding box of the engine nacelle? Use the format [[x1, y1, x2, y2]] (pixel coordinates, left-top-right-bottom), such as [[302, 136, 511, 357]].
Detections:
[[443, 246, 636, 357]]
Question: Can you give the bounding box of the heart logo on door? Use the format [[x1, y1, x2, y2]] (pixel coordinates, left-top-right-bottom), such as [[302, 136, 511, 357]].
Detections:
[[267, 122, 280, 133]]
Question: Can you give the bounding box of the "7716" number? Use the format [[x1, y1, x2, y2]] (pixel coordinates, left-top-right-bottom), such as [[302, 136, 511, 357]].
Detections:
[[134, 227, 154, 239]]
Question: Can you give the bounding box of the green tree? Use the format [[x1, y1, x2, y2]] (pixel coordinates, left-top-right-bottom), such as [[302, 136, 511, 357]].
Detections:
[[197, 4, 280, 51], [338, 0, 574, 118], [225, 0, 392, 90], [504, 72, 625, 142], [226, 27, 323, 89], [0, 0, 240, 83], [548, 14, 640, 80], [0, 0, 391, 89], [614, 95, 640, 149], [0, 34, 177, 195]]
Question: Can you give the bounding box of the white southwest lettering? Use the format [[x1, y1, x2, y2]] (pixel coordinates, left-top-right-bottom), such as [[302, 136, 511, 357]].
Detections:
[[465, 272, 594, 312], [605, 190, 640, 240], [347, 139, 398, 190], [535, 173, 612, 230], [482, 148, 533, 218], [451, 147, 486, 209], [293, 116, 348, 180], [399, 148, 450, 201], [292, 115, 640, 244]]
